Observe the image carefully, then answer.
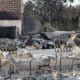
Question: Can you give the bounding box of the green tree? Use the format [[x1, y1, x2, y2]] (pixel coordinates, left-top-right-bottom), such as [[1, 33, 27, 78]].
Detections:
[[24, 0, 64, 31], [24, 0, 80, 31]]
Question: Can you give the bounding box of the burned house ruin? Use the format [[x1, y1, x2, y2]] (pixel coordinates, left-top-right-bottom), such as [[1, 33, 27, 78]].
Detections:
[[0, 0, 41, 39], [0, 0, 22, 39]]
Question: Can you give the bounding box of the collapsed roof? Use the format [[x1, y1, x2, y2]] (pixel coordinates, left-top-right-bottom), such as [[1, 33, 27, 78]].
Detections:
[[41, 31, 76, 40]]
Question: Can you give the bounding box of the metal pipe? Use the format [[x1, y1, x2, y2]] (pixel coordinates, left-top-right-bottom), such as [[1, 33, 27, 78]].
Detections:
[[54, 39, 58, 70], [29, 60, 32, 76], [71, 58, 74, 70], [60, 52, 62, 72], [0, 57, 1, 70], [10, 65, 12, 80]]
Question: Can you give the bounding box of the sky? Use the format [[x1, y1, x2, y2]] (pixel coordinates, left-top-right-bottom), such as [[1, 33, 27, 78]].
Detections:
[[23, 0, 80, 6], [66, 0, 80, 6]]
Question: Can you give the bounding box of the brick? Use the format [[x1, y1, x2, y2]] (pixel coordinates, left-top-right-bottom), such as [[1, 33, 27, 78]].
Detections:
[[0, 0, 21, 20]]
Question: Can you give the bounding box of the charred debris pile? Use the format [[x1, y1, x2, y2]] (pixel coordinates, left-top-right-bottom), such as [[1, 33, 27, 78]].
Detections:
[[0, 31, 75, 51], [0, 31, 79, 80]]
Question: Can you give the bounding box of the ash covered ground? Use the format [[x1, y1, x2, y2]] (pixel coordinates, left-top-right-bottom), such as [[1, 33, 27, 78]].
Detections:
[[0, 33, 80, 80]]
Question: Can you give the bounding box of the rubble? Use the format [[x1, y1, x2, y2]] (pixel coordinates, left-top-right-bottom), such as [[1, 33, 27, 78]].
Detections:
[[36, 76, 54, 80], [13, 36, 55, 49], [13, 39, 26, 48], [0, 38, 17, 51], [0, 48, 80, 80], [23, 77, 36, 80], [0, 33, 79, 80], [23, 76, 54, 80], [17, 48, 33, 58]]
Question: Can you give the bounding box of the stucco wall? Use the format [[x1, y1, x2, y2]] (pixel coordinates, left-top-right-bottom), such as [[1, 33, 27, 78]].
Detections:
[[0, 20, 21, 38]]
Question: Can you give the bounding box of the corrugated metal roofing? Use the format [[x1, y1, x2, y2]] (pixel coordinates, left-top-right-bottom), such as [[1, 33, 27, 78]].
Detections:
[[41, 31, 75, 40]]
